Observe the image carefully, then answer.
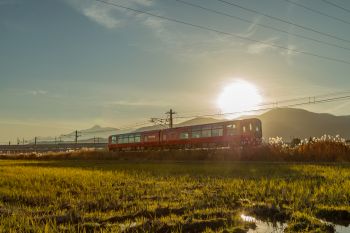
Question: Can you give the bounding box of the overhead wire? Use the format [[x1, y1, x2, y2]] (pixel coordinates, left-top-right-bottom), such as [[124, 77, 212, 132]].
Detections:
[[175, 90, 350, 120], [216, 0, 350, 44], [175, 0, 350, 51], [174, 91, 350, 119], [93, 0, 350, 65], [2, 92, 350, 143], [171, 89, 350, 120], [282, 0, 350, 25], [321, 0, 350, 14]]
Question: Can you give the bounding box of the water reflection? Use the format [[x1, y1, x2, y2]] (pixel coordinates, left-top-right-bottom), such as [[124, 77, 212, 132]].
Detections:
[[240, 214, 286, 233], [241, 214, 350, 233], [241, 214, 257, 222], [335, 225, 350, 233]]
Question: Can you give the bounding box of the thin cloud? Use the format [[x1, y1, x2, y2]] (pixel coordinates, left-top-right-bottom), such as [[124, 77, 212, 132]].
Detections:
[[29, 90, 48, 96], [238, 16, 262, 38], [108, 100, 167, 107], [83, 4, 121, 29], [65, 0, 154, 30], [247, 37, 279, 54], [0, 0, 20, 5], [280, 44, 298, 65]]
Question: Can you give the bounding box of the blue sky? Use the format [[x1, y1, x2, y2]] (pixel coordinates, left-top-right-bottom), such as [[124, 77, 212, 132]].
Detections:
[[1, 0, 350, 142]]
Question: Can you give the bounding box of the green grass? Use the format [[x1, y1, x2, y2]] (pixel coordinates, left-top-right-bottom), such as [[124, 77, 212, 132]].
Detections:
[[0, 160, 349, 232]]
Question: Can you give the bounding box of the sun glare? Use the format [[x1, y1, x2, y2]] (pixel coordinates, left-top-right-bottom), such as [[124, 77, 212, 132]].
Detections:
[[217, 80, 262, 118]]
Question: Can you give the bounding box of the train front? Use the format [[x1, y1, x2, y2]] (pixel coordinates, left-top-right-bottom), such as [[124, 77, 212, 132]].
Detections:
[[240, 118, 262, 146]]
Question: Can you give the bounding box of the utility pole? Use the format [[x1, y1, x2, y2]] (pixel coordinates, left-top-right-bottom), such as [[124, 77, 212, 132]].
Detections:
[[75, 130, 81, 145], [34, 137, 37, 153], [75, 130, 78, 144], [166, 109, 176, 128]]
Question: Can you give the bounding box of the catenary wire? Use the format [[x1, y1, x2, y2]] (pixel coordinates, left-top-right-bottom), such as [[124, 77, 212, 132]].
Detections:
[[2, 93, 350, 144], [321, 0, 350, 14], [175, 0, 350, 51], [93, 0, 350, 65], [174, 90, 350, 119], [216, 0, 350, 44], [174, 93, 350, 119], [283, 0, 350, 25]]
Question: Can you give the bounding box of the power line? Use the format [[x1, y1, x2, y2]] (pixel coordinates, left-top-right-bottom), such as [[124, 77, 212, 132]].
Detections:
[[174, 91, 350, 119], [260, 90, 350, 106], [216, 0, 350, 44], [94, 0, 350, 65], [283, 0, 350, 25], [166, 109, 176, 128], [79, 128, 119, 134], [3, 93, 350, 143], [175, 0, 350, 51], [170, 90, 350, 120], [321, 0, 350, 14]]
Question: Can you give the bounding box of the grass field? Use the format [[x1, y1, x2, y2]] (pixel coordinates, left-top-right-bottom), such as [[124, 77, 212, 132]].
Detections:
[[0, 160, 349, 232]]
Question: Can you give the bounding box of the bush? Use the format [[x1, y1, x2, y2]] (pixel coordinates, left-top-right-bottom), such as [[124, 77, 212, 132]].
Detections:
[[1, 135, 349, 162]]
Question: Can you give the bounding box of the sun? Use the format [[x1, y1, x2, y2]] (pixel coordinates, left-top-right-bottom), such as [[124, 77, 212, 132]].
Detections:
[[217, 80, 262, 118]]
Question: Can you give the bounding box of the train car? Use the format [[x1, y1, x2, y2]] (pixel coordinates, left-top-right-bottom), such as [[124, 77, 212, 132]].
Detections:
[[108, 130, 161, 151], [108, 118, 262, 151]]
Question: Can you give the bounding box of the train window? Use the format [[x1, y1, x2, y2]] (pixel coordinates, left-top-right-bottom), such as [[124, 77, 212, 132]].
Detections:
[[192, 131, 201, 138], [146, 135, 156, 141], [243, 126, 246, 133], [249, 123, 253, 131], [123, 137, 129, 144], [135, 135, 141, 143], [227, 124, 237, 136], [129, 135, 135, 143], [111, 136, 117, 144], [180, 132, 189, 139], [212, 128, 223, 137], [256, 126, 260, 132], [118, 136, 123, 144], [202, 129, 211, 137]]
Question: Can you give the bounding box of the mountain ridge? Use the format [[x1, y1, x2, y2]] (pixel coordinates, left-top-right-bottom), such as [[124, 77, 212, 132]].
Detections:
[[39, 108, 350, 143]]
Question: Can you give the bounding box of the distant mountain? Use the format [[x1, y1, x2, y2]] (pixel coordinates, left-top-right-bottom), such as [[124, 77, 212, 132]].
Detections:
[[176, 117, 223, 127], [59, 125, 119, 141], [258, 108, 350, 140], [135, 108, 350, 141], [134, 117, 221, 132], [34, 108, 350, 144]]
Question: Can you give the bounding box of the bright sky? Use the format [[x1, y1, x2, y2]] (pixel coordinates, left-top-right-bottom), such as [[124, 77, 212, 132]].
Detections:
[[1, 0, 350, 143]]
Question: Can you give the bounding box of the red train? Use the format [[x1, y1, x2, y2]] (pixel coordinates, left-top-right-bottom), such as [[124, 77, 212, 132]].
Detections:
[[108, 118, 262, 151]]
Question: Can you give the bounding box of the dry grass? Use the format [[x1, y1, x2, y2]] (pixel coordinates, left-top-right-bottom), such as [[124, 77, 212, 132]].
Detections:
[[0, 160, 349, 232], [1, 135, 350, 162]]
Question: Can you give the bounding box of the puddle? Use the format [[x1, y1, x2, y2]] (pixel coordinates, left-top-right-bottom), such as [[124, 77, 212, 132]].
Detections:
[[335, 225, 350, 233], [241, 214, 350, 233], [321, 220, 350, 233], [241, 214, 286, 233], [119, 222, 137, 231]]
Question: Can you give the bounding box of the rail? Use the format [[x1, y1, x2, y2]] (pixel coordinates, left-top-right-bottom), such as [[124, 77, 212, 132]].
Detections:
[[0, 143, 108, 154]]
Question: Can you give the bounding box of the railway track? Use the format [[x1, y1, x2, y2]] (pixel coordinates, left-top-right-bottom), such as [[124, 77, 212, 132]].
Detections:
[[0, 143, 108, 154]]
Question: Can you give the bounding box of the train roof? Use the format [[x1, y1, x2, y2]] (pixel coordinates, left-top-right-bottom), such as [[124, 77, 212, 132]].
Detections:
[[109, 118, 261, 137]]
